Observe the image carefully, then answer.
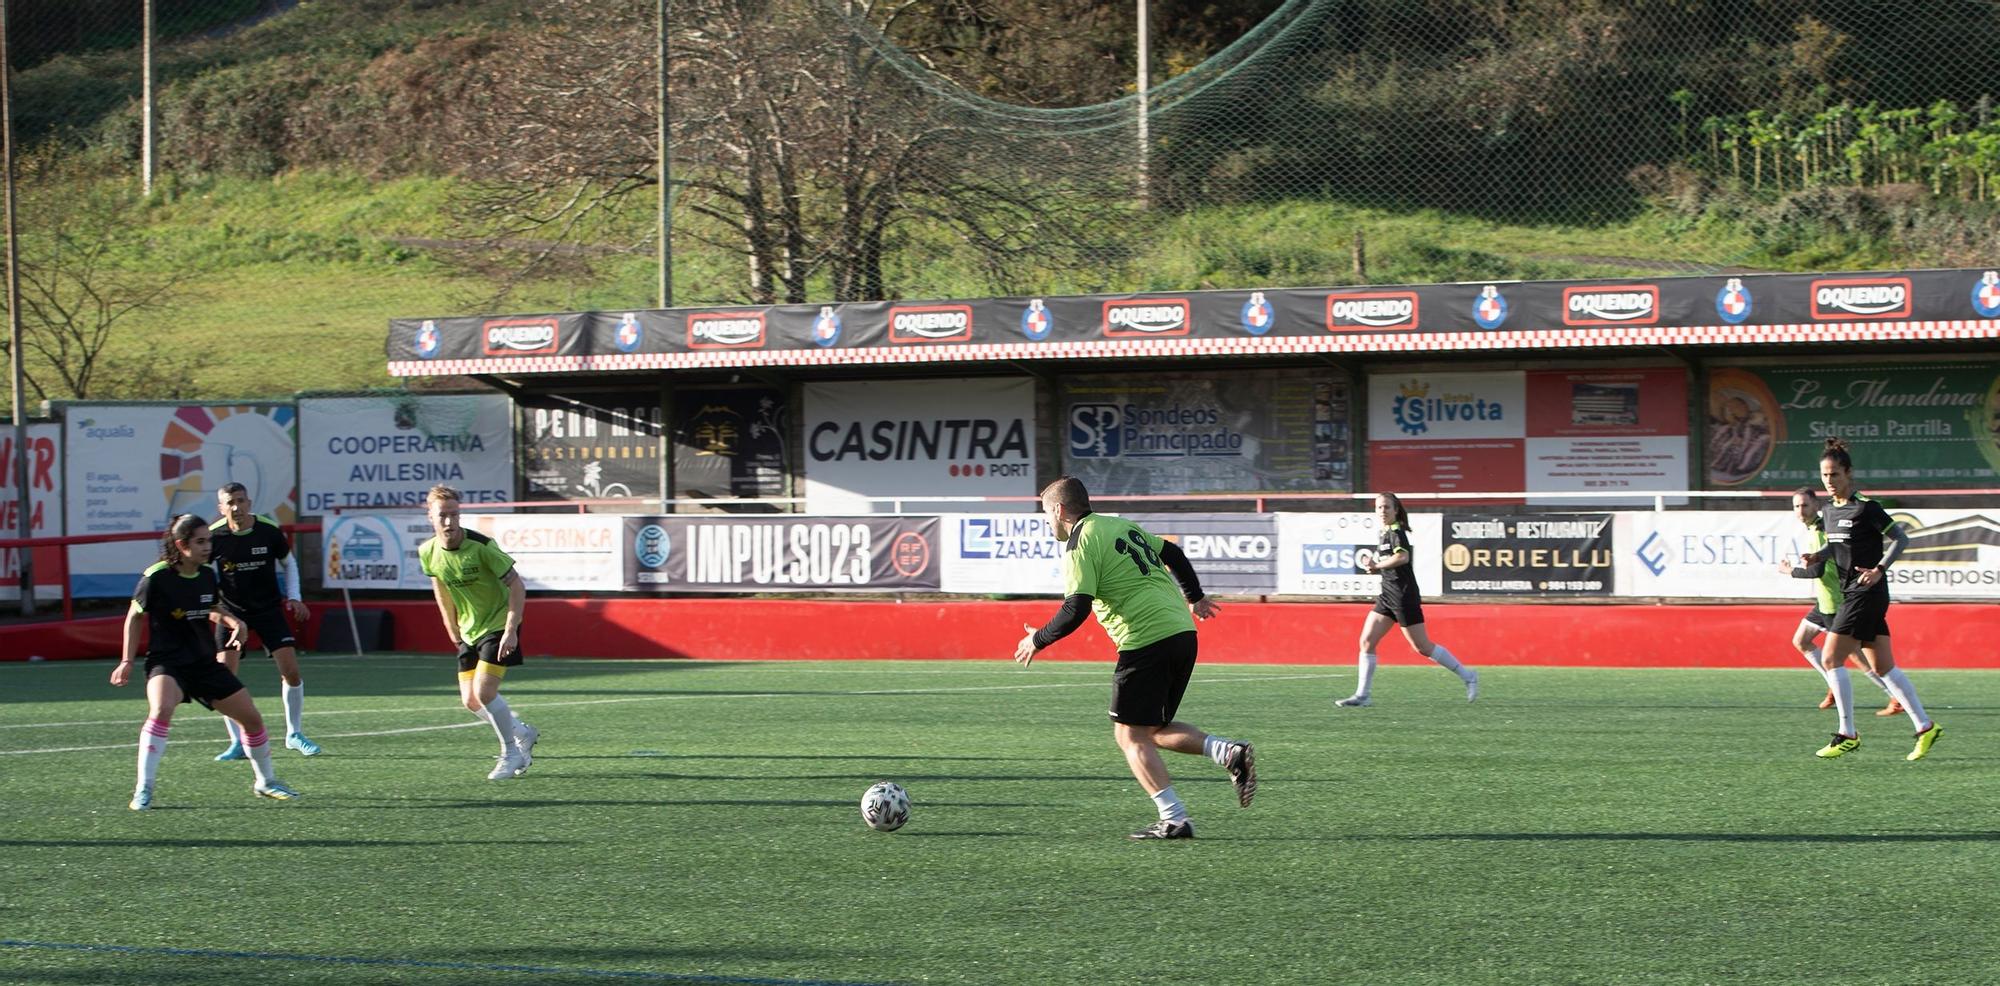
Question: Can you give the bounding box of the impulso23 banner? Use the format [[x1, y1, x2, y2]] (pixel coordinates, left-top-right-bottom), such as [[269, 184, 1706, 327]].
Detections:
[[626, 515, 941, 592], [1706, 362, 2000, 488], [1441, 513, 1613, 595], [1061, 370, 1353, 494]]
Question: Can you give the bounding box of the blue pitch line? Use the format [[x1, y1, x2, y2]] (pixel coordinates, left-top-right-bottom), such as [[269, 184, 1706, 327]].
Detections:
[[0, 940, 891, 986]]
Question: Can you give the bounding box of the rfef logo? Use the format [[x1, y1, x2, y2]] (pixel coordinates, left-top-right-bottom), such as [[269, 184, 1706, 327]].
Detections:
[[1326, 291, 1418, 332], [1563, 285, 1659, 325], [1972, 271, 2000, 318], [1102, 298, 1191, 336], [1239, 292, 1274, 335], [1472, 285, 1509, 329], [1067, 404, 1122, 458], [888, 304, 973, 344], [1811, 277, 1912, 320], [687, 312, 767, 349], [483, 318, 560, 355], [614, 313, 643, 353], [1021, 299, 1053, 341], [1715, 278, 1752, 324]]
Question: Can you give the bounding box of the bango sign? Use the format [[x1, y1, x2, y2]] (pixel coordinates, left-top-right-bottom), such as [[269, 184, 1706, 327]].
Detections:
[[1128, 513, 1279, 595], [1275, 513, 1443, 597]]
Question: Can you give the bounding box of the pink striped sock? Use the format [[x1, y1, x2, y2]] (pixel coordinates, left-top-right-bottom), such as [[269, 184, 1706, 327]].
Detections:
[[144, 719, 171, 738], [242, 728, 268, 748]]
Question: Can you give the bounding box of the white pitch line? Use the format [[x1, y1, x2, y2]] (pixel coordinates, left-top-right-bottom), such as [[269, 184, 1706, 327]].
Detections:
[[0, 672, 1343, 756]]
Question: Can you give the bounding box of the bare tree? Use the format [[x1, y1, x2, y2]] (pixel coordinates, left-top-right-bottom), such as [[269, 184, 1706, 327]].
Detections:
[[448, 0, 1128, 307], [1, 161, 187, 401]]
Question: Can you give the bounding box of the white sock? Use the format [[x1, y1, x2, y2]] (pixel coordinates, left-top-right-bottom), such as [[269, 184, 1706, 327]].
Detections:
[[1429, 643, 1471, 680], [138, 719, 170, 792], [222, 715, 244, 749], [1800, 647, 1822, 670], [1861, 670, 1891, 694], [1356, 652, 1378, 697], [470, 704, 494, 725], [283, 682, 305, 735], [1150, 785, 1188, 824], [1882, 669, 1931, 731], [1824, 666, 1855, 736], [242, 727, 276, 786], [483, 696, 520, 756], [1201, 735, 1236, 766]]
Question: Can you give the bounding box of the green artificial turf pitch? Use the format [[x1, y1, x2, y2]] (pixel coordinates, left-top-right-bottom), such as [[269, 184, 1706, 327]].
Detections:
[[2, 655, 1997, 985]]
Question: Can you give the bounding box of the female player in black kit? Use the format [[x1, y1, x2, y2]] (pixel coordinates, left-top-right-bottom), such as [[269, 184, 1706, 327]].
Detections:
[[1795, 439, 1942, 761], [110, 514, 300, 808], [1336, 492, 1478, 707]]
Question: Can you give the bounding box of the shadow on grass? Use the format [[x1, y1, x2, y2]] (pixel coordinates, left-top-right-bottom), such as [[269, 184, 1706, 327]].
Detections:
[[1384, 831, 2000, 844], [0, 837, 575, 849]]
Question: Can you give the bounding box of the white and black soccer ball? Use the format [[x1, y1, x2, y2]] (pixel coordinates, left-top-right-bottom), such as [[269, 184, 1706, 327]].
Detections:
[[860, 781, 910, 832]]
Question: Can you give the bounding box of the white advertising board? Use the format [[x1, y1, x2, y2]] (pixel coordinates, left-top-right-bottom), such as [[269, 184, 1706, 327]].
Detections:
[[1, 423, 62, 601], [803, 378, 1036, 513], [298, 394, 514, 514], [937, 512, 1065, 594], [463, 514, 625, 591], [1614, 511, 1808, 600], [1275, 512, 1443, 597], [321, 512, 435, 590], [1367, 371, 1525, 441], [65, 404, 297, 597]]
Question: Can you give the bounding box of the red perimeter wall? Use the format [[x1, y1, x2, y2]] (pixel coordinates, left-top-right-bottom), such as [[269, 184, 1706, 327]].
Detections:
[[5, 599, 1998, 668]]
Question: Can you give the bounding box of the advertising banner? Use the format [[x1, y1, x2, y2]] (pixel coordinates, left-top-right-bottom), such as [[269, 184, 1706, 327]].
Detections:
[[1525, 368, 1689, 505], [1274, 512, 1444, 597], [298, 394, 513, 513], [64, 403, 297, 597], [1127, 512, 1280, 595], [672, 387, 788, 500], [625, 515, 941, 592], [1060, 371, 1353, 494], [938, 513, 1066, 594], [804, 378, 1035, 513], [464, 514, 626, 591], [1, 423, 62, 601], [1878, 507, 2000, 600], [518, 392, 663, 503], [1367, 372, 1526, 495], [1705, 362, 2000, 489], [1440, 513, 1613, 595], [1614, 510, 1809, 599], [322, 512, 436, 591]]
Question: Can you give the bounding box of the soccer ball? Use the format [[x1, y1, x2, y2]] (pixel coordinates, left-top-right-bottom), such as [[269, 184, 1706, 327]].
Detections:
[[860, 781, 910, 832]]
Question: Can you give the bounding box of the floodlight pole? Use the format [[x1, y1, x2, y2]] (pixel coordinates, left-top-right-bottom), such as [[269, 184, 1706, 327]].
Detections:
[[2, 0, 33, 615], [1136, 0, 1150, 208], [658, 0, 673, 308], [142, 0, 155, 196]]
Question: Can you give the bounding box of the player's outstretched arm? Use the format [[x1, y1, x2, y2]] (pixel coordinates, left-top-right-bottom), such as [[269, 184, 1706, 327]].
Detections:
[[1016, 594, 1093, 666]]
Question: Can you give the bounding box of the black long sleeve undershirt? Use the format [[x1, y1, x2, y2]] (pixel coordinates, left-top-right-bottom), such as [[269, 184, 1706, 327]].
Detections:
[[1030, 540, 1207, 651]]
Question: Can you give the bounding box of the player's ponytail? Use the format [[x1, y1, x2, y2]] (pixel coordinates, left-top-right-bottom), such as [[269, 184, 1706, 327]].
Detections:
[[1382, 491, 1410, 528], [1820, 438, 1853, 470], [160, 513, 206, 564]]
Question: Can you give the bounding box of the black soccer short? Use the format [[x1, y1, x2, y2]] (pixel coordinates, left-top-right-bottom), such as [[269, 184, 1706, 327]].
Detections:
[[1371, 585, 1425, 627], [457, 629, 525, 673], [215, 605, 296, 655], [146, 657, 246, 711], [1829, 587, 1891, 643], [1801, 607, 1834, 630], [1108, 630, 1199, 727]]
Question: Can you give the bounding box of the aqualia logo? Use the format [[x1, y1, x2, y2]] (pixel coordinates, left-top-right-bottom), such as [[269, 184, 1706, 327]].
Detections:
[[1472, 285, 1509, 330], [1715, 278, 1752, 324]]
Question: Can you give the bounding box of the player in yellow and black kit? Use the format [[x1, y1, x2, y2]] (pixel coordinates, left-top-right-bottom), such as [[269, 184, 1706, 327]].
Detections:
[[1778, 486, 1899, 718], [111, 514, 299, 809], [1336, 492, 1477, 707], [1793, 439, 1941, 761], [1012, 476, 1255, 840], [419, 484, 539, 780], [210, 482, 320, 759]]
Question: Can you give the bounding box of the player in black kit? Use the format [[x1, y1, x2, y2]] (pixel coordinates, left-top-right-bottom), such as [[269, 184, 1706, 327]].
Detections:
[[1797, 439, 1942, 761], [1335, 492, 1478, 707], [210, 483, 319, 758], [111, 514, 299, 809]]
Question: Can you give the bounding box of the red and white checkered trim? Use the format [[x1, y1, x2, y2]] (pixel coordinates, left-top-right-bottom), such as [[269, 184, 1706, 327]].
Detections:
[[390, 320, 2000, 376]]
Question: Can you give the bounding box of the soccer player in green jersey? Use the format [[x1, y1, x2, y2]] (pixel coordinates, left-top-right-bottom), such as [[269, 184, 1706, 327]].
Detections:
[[1011, 477, 1256, 840], [1777, 486, 1897, 718], [419, 485, 539, 780]]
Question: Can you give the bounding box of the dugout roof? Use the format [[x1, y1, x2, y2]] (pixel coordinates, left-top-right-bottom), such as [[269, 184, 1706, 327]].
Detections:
[[385, 267, 2000, 379]]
